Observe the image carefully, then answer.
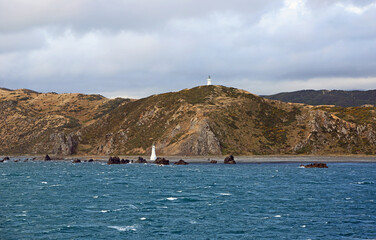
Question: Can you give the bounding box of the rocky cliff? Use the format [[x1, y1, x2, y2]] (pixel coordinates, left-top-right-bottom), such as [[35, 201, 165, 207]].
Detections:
[[1, 86, 376, 156]]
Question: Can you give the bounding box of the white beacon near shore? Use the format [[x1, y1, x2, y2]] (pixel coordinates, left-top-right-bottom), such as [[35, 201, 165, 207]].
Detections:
[[150, 144, 157, 161]]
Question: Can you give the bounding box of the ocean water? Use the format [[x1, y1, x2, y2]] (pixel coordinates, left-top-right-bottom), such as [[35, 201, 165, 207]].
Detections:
[[1, 160, 375, 240]]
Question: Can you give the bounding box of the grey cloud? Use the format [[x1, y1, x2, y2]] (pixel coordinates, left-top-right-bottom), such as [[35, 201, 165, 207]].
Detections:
[[0, 0, 376, 97]]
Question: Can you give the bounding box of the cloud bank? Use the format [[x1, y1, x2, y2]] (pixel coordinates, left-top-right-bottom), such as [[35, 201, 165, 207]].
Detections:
[[0, 0, 375, 98]]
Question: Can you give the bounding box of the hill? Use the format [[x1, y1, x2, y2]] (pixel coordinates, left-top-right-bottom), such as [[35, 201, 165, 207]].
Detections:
[[1, 86, 376, 156], [263, 89, 376, 107]]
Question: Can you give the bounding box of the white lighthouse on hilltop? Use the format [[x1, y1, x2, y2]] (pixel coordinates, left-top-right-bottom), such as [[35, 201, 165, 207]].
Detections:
[[207, 75, 212, 85]]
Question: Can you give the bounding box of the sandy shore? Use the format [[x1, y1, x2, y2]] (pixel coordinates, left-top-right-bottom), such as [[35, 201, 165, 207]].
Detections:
[[2, 155, 376, 163]]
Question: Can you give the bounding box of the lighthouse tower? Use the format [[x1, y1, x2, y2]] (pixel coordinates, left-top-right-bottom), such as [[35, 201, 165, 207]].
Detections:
[[150, 144, 157, 161], [207, 75, 212, 85]]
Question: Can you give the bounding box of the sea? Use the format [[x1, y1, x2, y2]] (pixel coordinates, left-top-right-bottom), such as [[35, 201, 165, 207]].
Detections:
[[1, 159, 375, 240]]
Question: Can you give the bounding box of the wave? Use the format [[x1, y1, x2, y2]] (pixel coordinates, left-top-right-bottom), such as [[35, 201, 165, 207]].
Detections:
[[108, 225, 138, 232]]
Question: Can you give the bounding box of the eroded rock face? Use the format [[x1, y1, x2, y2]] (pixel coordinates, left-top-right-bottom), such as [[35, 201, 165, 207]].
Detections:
[[50, 133, 78, 155], [174, 159, 189, 165], [154, 157, 169, 165], [179, 120, 221, 155], [224, 155, 236, 164]]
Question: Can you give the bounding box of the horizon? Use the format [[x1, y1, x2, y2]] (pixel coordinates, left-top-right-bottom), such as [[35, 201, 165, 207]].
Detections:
[[1, 0, 376, 98]]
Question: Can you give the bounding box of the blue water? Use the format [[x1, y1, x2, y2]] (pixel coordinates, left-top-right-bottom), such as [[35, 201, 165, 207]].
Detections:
[[1, 160, 375, 240]]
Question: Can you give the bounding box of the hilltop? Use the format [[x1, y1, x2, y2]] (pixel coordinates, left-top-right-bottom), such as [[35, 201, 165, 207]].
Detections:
[[1, 86, 376, 156], [263, 89, 376, 107]]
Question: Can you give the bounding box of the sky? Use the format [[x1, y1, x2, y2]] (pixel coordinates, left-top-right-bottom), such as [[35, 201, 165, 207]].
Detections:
[[0, 0, 376, 98]]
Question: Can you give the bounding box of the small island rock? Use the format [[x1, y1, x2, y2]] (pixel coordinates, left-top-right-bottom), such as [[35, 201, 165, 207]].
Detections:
[[154, 157, 169, 165], [175, 159, 189, 165], [301, 163, 328, 168], [210, 160, 217, 164], [44, 155, 51, 161], [224, 155, 236, 164]]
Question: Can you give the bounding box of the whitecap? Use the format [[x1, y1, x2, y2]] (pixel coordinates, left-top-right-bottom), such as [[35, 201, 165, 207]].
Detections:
[[301, 225, 306, 228], [41, 182, 48, 184], [108, 225, 138, 232], [274, 215, 282, 218], [140, 217, 146, 221], [100, 210, 109, 213], [127, 204, 138, 209], [177, 190, 183, 193], [93, 196, 99, 199], [345, 198, 351, 200], [190, 220, 197, 224], [166, 197, 177, 201], [218, 193, 232, 196]]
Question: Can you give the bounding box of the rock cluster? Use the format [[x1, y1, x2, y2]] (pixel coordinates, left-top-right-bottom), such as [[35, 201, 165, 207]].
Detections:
[[72, 159, 81, 163], [107, 156, 131, 164], [224, 155, 236, 164], [174, 159, 189, 165], [301, 163, 328, 168], [210, 160, 217, 164], [135, 157, 147, 163], [154, 157, 170, 165]]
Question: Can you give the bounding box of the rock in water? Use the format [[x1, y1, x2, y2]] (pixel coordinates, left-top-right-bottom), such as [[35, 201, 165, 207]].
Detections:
[[210, 160, 217, 164], [44, 155, 51, 161], [224, 155, 236, 164], [88, 159, 94, 162], [107, 156, 120, 164], [174, 160, 189, 165], [72, 159, 81, 163], [301, 163, 328, 168], [135, 157, 147, 163], [154, 157, 169, 165], [120, 159, 130, 164], [3, 156, 10, 160]]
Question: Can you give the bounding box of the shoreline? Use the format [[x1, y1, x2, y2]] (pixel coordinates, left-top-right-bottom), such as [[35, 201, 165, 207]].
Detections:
[[1, 155, 376, 163]]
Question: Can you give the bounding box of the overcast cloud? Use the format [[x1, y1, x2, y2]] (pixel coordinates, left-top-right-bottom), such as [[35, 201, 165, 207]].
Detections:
[[0, 0, 375, 98]]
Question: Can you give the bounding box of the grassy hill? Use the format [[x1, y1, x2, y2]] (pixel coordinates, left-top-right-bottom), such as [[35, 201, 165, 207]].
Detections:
[[1, 86, 376, 156], [263, 90, 376, 107]]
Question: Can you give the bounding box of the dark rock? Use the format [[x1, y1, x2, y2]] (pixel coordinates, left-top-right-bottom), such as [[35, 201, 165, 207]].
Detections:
[[154, 157, 169, 165], [72, 159, 81, 163], [44, 154, 51, 161], [24, 159, 29, 162], [301, 163, 328, 168], [120, 159, 130, 164], [14, 159, 19, 162], [135, 157, 147, 164], [0, 159, 4, 163], [88, 159, 94, 162], [107, 156, 121, 164], [174, 159, 189, 165], [224, 155, 236, 164], [3, 156, 10, 160], [210, 160, 217, 164]]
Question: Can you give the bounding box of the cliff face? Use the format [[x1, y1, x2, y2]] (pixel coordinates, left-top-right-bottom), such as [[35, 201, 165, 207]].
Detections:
[[1, 86, 376, 156]]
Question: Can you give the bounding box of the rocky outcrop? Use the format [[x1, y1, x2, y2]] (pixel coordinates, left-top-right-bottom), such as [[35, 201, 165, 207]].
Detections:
[[154, 157, 169, 165], [224, 155, 236, 164], [174, 159, 189, 165], [3, 156, 10, 161], [135, 157, 147, 163], [301, 163, 328, 168], [72, 159, 81, 163], [210, 160, 217, 164], [44, 154, 51, 161], [50, 133, 78, 155], [107, 156, 120, 164]]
